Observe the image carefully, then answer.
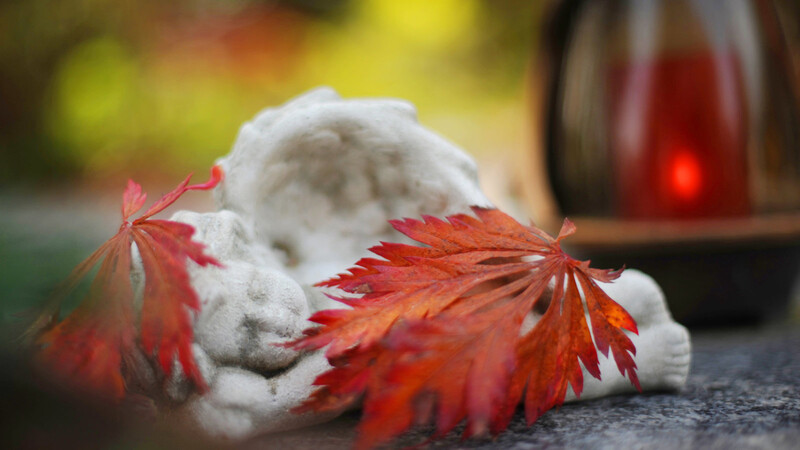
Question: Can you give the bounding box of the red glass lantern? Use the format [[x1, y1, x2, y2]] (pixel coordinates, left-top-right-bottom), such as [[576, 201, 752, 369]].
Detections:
[[544, 0, 800, 219]]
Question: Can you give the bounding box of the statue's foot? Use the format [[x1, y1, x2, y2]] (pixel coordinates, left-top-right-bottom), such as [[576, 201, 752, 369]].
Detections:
[[568, 269, 691, 401]]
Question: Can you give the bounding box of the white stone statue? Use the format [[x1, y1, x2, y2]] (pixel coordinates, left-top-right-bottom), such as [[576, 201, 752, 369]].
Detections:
[[158, 88, 691, 439]]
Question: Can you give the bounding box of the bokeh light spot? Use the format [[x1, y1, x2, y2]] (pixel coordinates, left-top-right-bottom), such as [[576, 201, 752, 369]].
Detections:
[[360, 0, 479, 49], [49, 36, 138, 164]]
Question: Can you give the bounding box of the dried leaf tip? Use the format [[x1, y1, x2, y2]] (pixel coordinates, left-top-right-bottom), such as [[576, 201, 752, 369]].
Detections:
[[556, 217, 577, 242], [122, 179, 147, 221], [137, 165, 224, 222]]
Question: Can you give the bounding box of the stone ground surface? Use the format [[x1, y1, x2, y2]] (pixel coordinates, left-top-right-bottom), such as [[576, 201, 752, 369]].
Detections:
[[242, 325, 800, 450]]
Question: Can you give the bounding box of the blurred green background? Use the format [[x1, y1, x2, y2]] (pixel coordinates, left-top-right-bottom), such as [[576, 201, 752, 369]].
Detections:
[[0, 0, 542, 185], [0, 0, 544, 322]]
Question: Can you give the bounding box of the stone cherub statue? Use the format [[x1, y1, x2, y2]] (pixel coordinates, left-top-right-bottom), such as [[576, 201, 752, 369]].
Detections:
[[155, 88, 691, 439]]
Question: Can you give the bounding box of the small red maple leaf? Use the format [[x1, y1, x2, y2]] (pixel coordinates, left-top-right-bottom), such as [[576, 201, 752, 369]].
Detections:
[[29, 166, 224, 399], [287, 207, 640, 449]]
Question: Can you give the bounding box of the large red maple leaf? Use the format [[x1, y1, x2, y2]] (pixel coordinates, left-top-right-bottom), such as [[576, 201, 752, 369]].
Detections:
[[288, 207, 640, 449], [30, 166, 223, 399]]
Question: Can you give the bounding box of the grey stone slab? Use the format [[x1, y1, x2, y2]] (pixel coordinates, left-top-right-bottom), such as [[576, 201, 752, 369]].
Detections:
[[246, 325, 800, 449]]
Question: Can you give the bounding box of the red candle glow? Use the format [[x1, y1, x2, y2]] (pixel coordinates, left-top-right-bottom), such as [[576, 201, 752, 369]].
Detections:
[[669, 148, 703, 202]]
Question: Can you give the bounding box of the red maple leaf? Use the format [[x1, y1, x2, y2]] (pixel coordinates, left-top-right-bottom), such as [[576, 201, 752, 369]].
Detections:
[[288, 207, 640, 449], [30, 166, 224, 399]]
